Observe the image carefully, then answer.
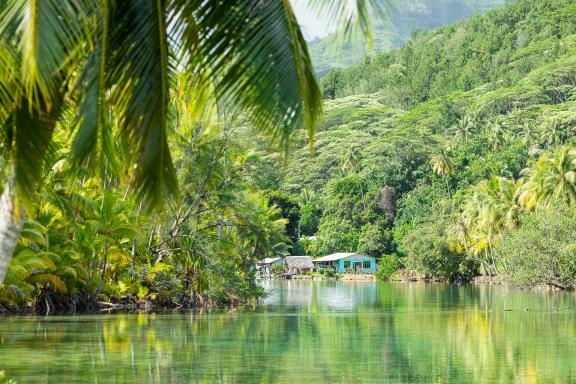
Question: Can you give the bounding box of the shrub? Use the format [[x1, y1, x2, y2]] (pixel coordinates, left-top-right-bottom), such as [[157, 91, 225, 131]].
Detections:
[[403, 218, 478, 282], [375, 254, 401, 281], [317, 267, 336, 278], [0, 370, 17, 384], [498, 203, 576, 289]]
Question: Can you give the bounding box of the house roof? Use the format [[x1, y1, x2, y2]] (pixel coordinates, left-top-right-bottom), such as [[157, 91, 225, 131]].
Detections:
[[259, 257, 283, 265], [284, 256, 314, 269], [313, 252, 373, 262]]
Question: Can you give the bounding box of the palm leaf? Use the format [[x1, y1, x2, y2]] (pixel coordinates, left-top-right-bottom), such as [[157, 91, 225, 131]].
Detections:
[[3, 264, 29, 285], [71, 0, 120, 175], [306, 0, 385, 44], [110, 226, 143, 240], [175, 1, 322, 151], [8, 99, 60, 205], [19, 228, 47, 247], [107, 0, 177, 209], [0, 40, 19, 117], [29, 273, 67, 294], [0, 0, 92, 108]]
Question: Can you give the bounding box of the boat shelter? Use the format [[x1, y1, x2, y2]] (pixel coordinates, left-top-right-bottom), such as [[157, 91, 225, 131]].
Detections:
[[257, 257, 284, 276]]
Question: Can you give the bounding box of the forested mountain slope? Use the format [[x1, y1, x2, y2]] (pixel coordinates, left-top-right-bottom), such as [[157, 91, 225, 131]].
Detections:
[[308, 0, 505, 75], [321, 0, 576, 102], [271, 0, 576, 285], [286, 0, 576, 196]]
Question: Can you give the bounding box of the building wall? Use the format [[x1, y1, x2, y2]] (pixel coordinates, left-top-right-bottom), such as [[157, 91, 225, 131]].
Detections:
[[336, 256, 377, 273]]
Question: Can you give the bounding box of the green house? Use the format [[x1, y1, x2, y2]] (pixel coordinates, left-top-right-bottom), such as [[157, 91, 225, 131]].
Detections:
[[312, 253, 377, 273]]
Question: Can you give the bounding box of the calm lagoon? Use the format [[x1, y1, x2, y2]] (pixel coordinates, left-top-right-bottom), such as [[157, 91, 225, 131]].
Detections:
[[1, 280, 576, 383]]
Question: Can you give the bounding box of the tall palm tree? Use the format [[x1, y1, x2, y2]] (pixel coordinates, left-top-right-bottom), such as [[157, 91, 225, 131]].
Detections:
[[517, 146, 576, 209], [521, 122, 539, 148], [542, 119, 565, 147], [341, 144, 363, 174], [431, 147, 453, 198], [451, 114, 478, 142], [0, 0, 383, 284], [487, 117, 509, 150], [458, 176, 519, 275]]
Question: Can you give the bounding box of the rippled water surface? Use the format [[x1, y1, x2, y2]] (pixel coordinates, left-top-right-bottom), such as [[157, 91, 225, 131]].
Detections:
[[1, 281, 576, 383]]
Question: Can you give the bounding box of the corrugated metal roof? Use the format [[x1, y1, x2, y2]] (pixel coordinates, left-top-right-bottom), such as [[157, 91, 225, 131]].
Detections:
[[259, 257, 283, 265], [313, 252, 361, 262]]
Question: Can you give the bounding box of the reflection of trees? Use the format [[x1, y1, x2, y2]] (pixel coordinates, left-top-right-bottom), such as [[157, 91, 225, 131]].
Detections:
[[0, 283, 576, 382]]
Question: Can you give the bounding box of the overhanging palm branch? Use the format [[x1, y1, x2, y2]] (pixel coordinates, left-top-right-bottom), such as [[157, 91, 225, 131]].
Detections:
[[0, 0, 381, 209]]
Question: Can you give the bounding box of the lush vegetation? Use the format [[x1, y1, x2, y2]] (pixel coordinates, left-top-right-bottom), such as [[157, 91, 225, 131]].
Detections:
[[307, 0, 504, 75], [0, 0, 377, 313], [2, 0, 576, 316], [276, 0, 576, 287]]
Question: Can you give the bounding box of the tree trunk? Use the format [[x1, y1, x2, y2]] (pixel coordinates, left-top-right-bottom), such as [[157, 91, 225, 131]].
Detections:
[[445, 177, 452, 199], [488, 239, 500, 275], [131, 239, 137, 268], [0, 178, 25, 285]]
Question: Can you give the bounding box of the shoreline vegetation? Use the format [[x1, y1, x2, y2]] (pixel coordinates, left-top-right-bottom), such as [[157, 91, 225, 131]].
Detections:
[[1, 275, 570, 316], [3, 0, 576, 316]]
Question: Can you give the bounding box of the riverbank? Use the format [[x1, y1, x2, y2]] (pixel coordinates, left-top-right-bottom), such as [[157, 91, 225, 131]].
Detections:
[[472, 275, 570, 291], [386, 269, 573, 292], [280, 273, 376, 282], [0, 288, 266, 316]]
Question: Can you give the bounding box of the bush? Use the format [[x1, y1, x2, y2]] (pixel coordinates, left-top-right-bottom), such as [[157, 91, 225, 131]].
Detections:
[[375, 254, 401, 281], [317, 267, 336, 278], [498, 203, 576, 289], [403, 217, 478, 282]]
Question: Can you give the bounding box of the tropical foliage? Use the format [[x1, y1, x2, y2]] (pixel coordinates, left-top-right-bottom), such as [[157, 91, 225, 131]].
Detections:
[[276, 0, 576, 287], [0, 0, 380, 312]]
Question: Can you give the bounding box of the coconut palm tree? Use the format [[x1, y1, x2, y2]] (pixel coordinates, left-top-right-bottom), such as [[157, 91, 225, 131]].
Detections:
[[487, 117, 509, 150], [542, 119, 565, 147], [451, 114, 478, 142], [458, 176, 520, 275], [517, 146, 576, 209], [0, 0, 382, 284], [234, 192, 288, 270], [521, 122, 539, 148], [431, 147, 453, 198], [341, 144, 363, 174]]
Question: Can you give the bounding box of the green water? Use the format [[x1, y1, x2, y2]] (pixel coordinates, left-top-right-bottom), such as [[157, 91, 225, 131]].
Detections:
[[1, 281, 576, 383]]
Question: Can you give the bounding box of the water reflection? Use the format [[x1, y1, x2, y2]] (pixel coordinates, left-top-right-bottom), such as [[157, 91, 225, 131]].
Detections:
[[1, 281, 576, 383]]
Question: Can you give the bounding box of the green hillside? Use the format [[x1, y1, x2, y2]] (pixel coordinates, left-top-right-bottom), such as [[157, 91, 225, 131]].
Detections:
[[308, 0, 505, 75], [275, 0, 576, 284]]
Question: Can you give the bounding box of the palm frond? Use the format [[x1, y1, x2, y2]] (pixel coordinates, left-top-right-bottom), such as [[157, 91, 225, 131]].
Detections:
[[29, 273, 67, 294], [108, 0, 177, 209], [0, 0, 92, 109], [9, 99, 61, 205], [0, 40, 19, 116], [71, 0, 120, 175], [304, 0, 387, 44], [175, 0, 322, 150], [3, 265, 29, 285]]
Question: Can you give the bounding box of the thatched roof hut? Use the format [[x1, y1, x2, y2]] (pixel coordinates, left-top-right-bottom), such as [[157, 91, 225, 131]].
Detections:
[[284, 256, 314, 274]]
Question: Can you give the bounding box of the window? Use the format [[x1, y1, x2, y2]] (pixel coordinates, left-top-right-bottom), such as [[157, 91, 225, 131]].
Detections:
[[362, 261, 371, 269], [343, 261, 350, 269]]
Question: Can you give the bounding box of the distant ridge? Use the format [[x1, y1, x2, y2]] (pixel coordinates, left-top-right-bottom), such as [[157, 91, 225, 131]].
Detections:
[[308, 0, 506, 75]]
